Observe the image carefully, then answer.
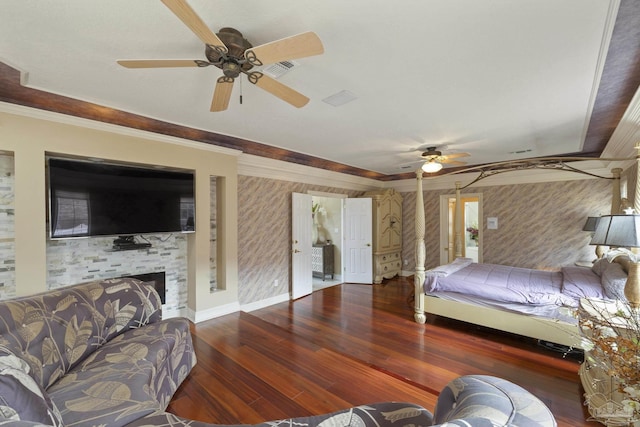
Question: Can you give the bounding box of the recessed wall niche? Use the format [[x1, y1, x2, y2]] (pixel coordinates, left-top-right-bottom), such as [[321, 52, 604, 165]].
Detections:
[[0, 153, 220, 317], [0, 153, 15, 299], [210, 175, 219, 292]]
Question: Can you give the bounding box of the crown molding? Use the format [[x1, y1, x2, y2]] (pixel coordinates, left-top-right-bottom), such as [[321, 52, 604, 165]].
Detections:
[[0, 102, 242, 157], [237, 153, 384, 192], [2, 99, 636, 195], [602, 84, 640, 159]]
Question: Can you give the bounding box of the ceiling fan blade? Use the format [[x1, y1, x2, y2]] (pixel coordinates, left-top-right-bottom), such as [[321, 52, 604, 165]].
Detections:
[[444, 152, 470, 159], [244, 31, 324, 66], [441, 159, 467, 166], [161, 0, 227, 51], [117, 60, 200, 68], [210, 77, 235, 112], [248, 72, 309, 108]]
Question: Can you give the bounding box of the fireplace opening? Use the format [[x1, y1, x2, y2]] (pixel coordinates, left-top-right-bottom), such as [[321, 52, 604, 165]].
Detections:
[[122, 271, 166, 304]]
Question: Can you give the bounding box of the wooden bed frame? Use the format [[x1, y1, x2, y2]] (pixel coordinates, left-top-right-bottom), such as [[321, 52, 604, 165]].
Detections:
[[412, 150, 640, 349]]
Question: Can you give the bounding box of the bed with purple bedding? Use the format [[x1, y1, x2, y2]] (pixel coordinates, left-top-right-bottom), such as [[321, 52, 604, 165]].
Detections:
[[417, 257, 628, 347], [424, 257, 606, 308]]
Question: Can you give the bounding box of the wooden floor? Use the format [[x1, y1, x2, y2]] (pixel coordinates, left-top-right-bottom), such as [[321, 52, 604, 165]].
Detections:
[[167, 276, 598, 427]]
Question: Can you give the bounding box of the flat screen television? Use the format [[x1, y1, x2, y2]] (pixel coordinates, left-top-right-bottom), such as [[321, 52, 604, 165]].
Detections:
[[48, 158, 195, 239]]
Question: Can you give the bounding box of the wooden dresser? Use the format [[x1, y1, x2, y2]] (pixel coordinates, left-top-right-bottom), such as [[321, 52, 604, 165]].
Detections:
[[363, 189, 403, 284], [312, 244, 334, 280]]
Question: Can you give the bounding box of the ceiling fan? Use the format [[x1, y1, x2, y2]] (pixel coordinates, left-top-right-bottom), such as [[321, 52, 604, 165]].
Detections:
[[117, 0, 324, 112], [420, 146, 470, 173]]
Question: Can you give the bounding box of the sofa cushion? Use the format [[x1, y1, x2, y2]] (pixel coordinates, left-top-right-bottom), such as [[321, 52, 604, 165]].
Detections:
[[0, 278, 162, 389], [47, 317, 195, 427], [0, 350, 62, 426]]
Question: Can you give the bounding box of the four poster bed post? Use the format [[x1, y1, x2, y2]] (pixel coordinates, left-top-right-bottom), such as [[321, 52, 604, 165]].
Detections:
[[412, 148, 640, 347], [414, 168, 427, 324]]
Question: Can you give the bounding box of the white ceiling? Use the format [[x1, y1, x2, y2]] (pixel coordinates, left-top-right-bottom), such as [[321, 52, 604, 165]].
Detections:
[[0, 0, 634, 176]]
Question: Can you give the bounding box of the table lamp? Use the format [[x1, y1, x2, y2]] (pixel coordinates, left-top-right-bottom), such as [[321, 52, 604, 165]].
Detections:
[[583, 216, 604, 259]]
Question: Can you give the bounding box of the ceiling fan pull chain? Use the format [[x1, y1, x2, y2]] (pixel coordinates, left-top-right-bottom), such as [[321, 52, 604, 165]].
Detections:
[[239, 75, 243, 105]]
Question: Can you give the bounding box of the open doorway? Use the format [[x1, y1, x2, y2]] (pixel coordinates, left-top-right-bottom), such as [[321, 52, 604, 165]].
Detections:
[[440, 193, 483, 265], [291, 192, 373, 298], [310, 193, 344, 291]]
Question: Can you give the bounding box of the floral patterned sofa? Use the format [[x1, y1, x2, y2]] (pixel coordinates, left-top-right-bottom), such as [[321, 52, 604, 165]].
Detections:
[[0, 277, 196, 426], [0, 278, 557, 427]]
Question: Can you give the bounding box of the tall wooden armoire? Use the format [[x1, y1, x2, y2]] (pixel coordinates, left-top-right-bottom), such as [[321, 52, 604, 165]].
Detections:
[[363, 189, 403, 284]]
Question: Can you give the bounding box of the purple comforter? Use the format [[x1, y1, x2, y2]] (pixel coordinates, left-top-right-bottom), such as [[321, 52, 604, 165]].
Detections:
[[424, 262, 588, 307]]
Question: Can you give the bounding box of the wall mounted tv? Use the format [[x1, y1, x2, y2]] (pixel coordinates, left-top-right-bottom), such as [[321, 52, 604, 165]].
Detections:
[[48, 158, 195, 239]]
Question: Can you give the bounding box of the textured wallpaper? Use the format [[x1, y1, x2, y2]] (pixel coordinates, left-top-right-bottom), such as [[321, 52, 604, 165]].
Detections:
[[237, 175, 361, 304], [401, 177, 614, 272]]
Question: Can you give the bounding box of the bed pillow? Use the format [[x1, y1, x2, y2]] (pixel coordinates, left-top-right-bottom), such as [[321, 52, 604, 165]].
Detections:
[[601, 261, 628, 301], [430, 257, 473, 276], [0, 350, 63, 426], [561, 266, 606, 300], [591, 258, 610, 277]]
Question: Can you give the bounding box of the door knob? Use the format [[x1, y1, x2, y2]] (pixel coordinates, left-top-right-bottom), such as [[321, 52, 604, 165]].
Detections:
[[293, 249, 301, 253], [366, 243, 371, 247]]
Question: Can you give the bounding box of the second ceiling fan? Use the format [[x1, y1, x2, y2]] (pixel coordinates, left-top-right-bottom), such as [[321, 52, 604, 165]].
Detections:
[[117, 0, 324, 112], [420, 146, 470, 173]]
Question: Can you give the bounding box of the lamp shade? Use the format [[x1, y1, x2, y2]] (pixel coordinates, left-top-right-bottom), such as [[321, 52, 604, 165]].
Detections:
[[582, 216, 601, 232], [421, 161, 443, 173], [590, 214, 640, 247]]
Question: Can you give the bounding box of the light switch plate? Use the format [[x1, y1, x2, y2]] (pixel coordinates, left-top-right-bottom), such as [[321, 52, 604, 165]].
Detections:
[[487, 217, 498, 229]]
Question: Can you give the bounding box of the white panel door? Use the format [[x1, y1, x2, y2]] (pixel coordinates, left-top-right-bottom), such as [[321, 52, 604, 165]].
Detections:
[[343, 197, 373, 283], [291, 192, 313, 299]]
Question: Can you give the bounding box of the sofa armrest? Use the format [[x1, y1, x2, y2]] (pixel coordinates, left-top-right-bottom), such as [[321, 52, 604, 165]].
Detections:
[[433, 375, 556, 427]]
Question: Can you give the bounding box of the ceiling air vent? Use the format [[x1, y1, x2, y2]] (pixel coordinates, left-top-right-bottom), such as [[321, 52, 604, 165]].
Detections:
[[262, 60, 299, 79], [322, 90, 358, 107]]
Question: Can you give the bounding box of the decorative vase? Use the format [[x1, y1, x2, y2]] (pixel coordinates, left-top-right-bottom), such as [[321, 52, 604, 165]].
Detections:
[[312, 222, 318, 245], [316, 226, 325, 244], [624, 262, 640, 308]]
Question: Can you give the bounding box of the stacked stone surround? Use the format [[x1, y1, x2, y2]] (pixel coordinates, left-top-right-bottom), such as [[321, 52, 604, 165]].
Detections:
[[0, 155, 217, 317], [0, 156, 15, 300], [46, 234, 188, 315]]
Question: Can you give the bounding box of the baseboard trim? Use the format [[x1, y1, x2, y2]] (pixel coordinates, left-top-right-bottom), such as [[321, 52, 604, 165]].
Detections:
[[241, 293, 290, 313], [190, 301, 241, 324]]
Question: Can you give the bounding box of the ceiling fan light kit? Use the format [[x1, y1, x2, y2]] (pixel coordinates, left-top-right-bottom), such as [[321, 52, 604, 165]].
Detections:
[[117, 0, 324, 112], [422, 160, 443, 173], [416, 146, 470, 173]]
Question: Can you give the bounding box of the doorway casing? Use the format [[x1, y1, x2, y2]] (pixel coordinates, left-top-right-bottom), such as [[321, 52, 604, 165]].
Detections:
[[439, 193, 483, 265]]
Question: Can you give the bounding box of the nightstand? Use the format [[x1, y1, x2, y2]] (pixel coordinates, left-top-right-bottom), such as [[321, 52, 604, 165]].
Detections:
[[312, 244, 334, 280]]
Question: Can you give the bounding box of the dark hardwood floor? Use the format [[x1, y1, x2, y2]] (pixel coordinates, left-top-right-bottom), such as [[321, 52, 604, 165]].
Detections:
[[167, 276, 598, 427]]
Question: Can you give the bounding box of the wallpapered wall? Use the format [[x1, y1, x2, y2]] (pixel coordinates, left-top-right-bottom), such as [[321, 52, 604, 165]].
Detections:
[[237, 175, 361, 305], [401, 177, 613, 272]]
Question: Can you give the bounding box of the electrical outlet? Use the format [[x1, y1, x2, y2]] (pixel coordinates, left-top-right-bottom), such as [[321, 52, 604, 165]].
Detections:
[[273, 279, 278, 287], [404, 259, 408, 266]]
